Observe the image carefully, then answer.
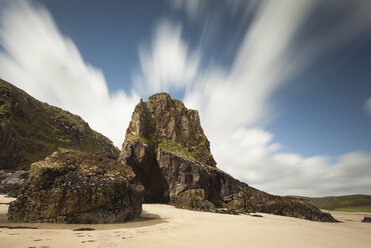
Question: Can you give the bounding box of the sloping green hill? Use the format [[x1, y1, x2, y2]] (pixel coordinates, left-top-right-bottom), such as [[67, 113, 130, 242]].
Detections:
[[0, 78, 119, 170], [301, 195, 371, 213]]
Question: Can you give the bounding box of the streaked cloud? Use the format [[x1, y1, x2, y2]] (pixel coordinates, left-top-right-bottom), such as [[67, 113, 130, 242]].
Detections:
[[143, 0, 371, 196], [169, 0, 203, 21], [133, 21, 200, 96], [0, 0, 139, 147], [365, 97, 371, 115]]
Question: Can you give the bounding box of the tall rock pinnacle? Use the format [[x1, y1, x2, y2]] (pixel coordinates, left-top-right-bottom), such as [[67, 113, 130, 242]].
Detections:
[[120, 93, 337, 222], [124, 92, 216, 167]]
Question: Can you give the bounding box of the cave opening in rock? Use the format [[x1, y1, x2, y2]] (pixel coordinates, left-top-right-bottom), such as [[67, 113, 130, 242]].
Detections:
[[124, 149, 169, 203], [140, 158, 169, 203]]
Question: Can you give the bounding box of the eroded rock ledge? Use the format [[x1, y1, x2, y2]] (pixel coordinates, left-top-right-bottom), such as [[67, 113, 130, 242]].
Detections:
[[120, 93, 337, 222], [8, 152, 144, 223]]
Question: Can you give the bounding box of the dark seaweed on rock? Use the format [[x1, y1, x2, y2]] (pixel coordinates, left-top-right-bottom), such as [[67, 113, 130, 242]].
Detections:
[[8, 152, 144, 224]]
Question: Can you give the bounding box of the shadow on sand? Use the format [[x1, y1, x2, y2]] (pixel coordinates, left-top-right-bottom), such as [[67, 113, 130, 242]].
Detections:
[[0, 208, 166, 231]]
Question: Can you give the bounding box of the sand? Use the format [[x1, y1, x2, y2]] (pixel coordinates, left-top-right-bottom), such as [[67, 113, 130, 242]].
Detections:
[[0, 195, 370, 248]]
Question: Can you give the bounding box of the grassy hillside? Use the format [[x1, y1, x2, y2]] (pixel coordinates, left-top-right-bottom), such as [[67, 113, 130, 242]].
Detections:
[[301, 195, 371, 213], [0, 78, 119, 170]]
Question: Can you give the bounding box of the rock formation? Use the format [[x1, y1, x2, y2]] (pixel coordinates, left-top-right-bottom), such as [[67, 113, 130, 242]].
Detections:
[[0, 78, 119, 170], [0, 170, 29, 197], [8, 152, 143, 223], [120, 93, 337, 222]]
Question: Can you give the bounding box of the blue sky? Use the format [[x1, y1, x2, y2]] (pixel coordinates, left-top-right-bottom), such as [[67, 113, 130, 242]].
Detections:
[[36, 0, 168, 92], [38, 0, 371, 157], [0, 0, 370, 196]]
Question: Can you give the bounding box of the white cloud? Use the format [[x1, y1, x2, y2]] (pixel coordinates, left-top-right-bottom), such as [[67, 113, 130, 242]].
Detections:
[[0, 1, 139, 147], [215, 128, 371, 196], [183, 0, 318, 137], [133, 21, 200, 96], [365, 97, 371, 115]]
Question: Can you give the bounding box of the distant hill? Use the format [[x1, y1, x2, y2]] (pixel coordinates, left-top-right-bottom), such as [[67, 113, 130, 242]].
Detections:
[[300, 195, 371, 213], [0, 78, 119, 170]]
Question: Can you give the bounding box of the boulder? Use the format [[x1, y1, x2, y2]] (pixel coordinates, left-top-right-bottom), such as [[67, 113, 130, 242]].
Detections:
[[0, 170, 29, 197], [8, 152, 144, 223], [120, 93, 337, 222]]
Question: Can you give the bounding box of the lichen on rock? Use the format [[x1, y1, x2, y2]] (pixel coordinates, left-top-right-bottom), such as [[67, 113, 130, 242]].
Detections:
[[8, 152, 144, 224]]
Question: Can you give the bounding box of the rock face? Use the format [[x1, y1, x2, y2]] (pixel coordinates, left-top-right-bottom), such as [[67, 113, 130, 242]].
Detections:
[[124, 93, 216, 168], [8, 152, 144, 223], [120, 93, 337, 222], [0, 170, 29, 197], [0, 78, 119, 170]]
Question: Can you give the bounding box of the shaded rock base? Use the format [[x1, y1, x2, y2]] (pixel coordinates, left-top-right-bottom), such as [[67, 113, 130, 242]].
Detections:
[[122, 140, 337, 222]]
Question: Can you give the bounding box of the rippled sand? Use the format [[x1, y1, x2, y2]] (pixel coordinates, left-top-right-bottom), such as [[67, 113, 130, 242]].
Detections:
[[0, 194, 370, 248]]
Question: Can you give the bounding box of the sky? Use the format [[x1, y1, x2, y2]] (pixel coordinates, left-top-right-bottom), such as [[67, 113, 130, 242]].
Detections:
[[0, 0, 370, 197]]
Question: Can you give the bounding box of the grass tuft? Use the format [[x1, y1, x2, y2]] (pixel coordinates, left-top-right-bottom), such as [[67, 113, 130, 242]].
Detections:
[[159, 139, 196, 161]]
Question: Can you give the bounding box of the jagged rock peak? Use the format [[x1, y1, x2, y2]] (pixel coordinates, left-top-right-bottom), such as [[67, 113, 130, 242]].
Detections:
[[124, 92, 216, 168]]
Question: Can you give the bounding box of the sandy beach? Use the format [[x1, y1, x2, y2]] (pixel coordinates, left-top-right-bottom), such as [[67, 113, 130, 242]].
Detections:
[[0, 195, 370, 248]]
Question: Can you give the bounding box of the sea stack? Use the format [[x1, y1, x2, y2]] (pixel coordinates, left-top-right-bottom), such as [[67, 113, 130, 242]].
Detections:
[[120, 93, 337, 222]]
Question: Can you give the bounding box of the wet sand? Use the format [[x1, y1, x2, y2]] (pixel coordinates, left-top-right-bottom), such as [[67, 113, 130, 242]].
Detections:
[[0, 194, 370, 248]]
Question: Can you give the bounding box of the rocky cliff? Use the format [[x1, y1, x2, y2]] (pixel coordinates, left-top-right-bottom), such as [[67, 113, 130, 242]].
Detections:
[[8, 152, 144, 223], [120, 93, 337, 222], [0, 79, 119, 170]]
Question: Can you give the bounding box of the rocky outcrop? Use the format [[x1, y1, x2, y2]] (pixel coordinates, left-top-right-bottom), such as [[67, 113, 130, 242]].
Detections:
[[0, 78, 119, 170], [121, 93, 215, 202], [120, 93, 337, 222], [0, 170, 29, 197], [124, 93, 216, 168], [8, 152, 143, 223]]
